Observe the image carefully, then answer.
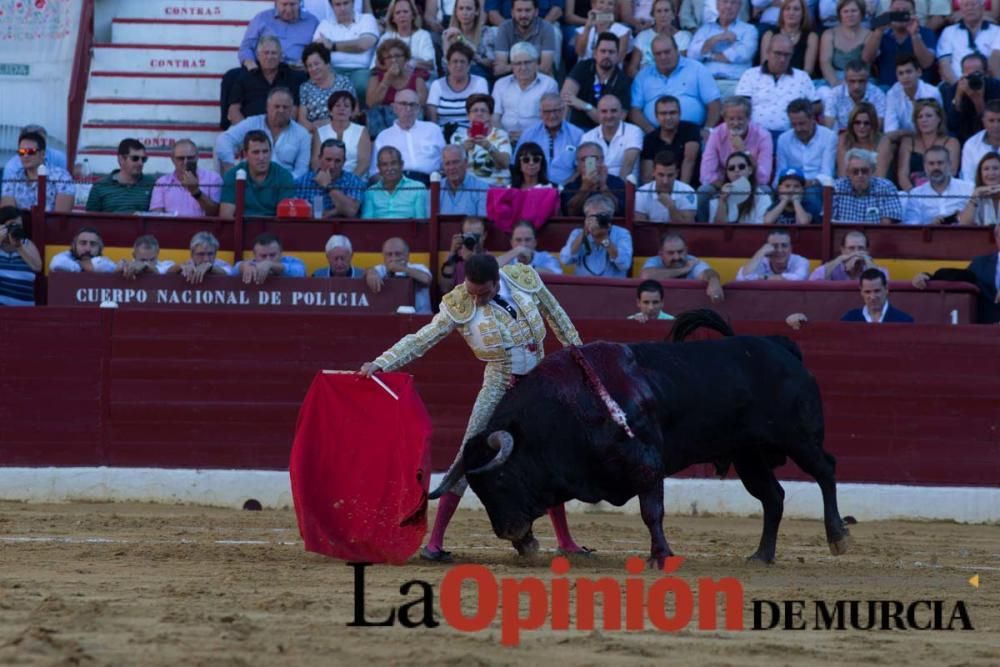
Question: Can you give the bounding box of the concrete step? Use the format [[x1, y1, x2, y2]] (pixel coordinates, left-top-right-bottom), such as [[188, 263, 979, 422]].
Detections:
[[80, 123, 220, 153], [111, 19, 247, 47], [88, 72, 222, 102], [113, 0, 270, 22], [77, 148, 218, 177], [92, 44, 238, 75], [84, 99, 220, 125]]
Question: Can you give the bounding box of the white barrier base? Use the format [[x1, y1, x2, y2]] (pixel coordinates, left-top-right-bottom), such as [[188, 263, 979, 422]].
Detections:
[[0, 467, 996, 524]]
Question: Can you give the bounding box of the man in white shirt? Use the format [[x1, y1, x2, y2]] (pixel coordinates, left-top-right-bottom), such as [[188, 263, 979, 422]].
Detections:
[[492, 42, 559, 142], [937, 0, 1000, 84], [885, 54, 942, 137], [49, 228, 117, 273], [634, 150, 696, 223], [775, 98, 837, 218], [736, 228, 810, 281], [579, 95, 644, 181], [371, 89, 446, 179], [904, 146, 975, 224], [685, 0, 758, 96], [312, 0, 378, 99], [734, 34, 818, 134], [960, 100, 1000, 180], [116, 235, 175, 279]]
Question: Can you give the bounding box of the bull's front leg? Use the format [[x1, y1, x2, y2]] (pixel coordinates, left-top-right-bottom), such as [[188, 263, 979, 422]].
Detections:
[[638, 486, 673, 569], [512, 528, 539, 556]]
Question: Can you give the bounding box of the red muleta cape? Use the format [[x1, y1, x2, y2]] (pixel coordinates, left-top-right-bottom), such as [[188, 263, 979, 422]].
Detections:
[[290, 371, 431, 564]]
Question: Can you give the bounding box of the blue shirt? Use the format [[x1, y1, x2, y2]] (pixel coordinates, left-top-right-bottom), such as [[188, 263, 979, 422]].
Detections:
[[775, 125, 837, 185], [440, 173, 488, 217], [215, 115, 312, 180], [874, 27, 938, 87], [519, 120, 584, 185], [232, 255, 307, 277], [559, 225, 633, 278], [238, 8, 319, 65], [296, 169, 366, 213], [362, 176, 429, 219], [630, 58, 721, 127], [312, 266, 365, 278]]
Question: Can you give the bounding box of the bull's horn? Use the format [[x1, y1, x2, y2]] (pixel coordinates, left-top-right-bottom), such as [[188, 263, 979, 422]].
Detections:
[[428, 458, 465, 500], [467, 431, 514, 475]]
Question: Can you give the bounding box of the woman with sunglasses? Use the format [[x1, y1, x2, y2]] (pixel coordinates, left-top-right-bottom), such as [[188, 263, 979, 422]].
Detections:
[[510, 142, 552, 189], [313, 90, 371, 177], [958, 152, 1000, 225], [896, 98, 960, 191], [450, 93, 512, 185], [710, 152, 772, 223], [837, 102, 883, 177]]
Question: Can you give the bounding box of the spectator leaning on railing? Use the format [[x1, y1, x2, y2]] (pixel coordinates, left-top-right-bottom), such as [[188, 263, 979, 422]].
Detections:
[[439, 145, 489, 217], [911, 223, 1000, 324], [168, 232, 233, 285], [1, 131, 74, 213], [496, 220, 563, 274], [809, 229, 885, 281], [639, 231, 725, 302], [313, 234, 365, 278], [150, 140, 222, 217], [49, 227, 116, 274], [0, 207, 42, 306], [233, 233, 307, 285], [787, 268, 914, 329], [736, 228, 810, 281], [832, 148, 903, 224], [85, 139, 155, 214], [219, 130, 297, 219], [116, 235, 175, 280], [366, 236, 433, 313]]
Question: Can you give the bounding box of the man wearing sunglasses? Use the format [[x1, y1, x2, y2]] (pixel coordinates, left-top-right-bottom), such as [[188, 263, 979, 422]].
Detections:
[[149, 139, 222, 217], [85, 138, 156, 213], [0, 131, 75, 212], [2, 124, 67, 178], [832, 148, 903, 225]]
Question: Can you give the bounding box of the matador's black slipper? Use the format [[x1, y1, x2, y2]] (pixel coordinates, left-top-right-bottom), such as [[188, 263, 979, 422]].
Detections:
[[419, 546, 455, 563]]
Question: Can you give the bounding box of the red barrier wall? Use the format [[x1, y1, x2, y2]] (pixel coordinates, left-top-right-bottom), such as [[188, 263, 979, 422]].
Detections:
[[1, 310, 997, 486]]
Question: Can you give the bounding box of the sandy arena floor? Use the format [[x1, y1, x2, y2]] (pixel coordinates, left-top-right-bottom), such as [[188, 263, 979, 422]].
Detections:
[[0, 501, 997, 666]]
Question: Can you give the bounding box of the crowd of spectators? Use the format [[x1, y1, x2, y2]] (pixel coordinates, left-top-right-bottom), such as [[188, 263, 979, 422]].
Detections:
[[3, 0, 1000, 320]]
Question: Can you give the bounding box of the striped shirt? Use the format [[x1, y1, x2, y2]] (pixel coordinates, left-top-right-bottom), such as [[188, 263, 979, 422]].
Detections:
[[85, 171, 156, 213], [426, 75, 489, 128], [0, 243, 38, 306]]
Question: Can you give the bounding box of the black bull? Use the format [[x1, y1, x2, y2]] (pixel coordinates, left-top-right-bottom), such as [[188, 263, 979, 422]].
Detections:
[[430, 311, 851, 565]]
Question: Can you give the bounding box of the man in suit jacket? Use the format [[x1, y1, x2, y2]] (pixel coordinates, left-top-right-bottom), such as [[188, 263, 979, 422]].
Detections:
[[840, 268, 914, 323], [786, 268, 913, 328], [912, 224, 1000, 324]]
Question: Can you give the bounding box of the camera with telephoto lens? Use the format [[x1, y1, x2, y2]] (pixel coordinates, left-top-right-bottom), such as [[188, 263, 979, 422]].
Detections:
[[968, 71, 985, 91], [461, 232, 481, 250]]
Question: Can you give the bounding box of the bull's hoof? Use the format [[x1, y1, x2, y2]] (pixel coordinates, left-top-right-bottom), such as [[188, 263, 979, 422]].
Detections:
[[746, 551, 775, 566], [828, 534, 852, 556], [514, 537, 540, 557], [646, 556, 665, 570], [557, 546, 596, 558]]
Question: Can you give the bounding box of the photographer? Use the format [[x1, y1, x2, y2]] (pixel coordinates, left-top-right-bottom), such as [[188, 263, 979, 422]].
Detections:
[[862, 0, 937, 89], [559, 193, 633, 278], [941, 53, 1000, 143], [49, 227, 117, 274], [439, 216, 487, 292], [0, 207, 42, 306]]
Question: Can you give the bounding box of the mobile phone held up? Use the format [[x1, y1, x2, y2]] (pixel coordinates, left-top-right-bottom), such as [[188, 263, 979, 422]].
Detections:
[[584, 156, 597, 177], [470, 121, 488, 138], [185, 159, 198, 174]]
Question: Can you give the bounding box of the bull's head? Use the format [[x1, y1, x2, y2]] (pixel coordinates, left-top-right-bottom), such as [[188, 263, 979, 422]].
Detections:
[[428, 428, 542, 545]]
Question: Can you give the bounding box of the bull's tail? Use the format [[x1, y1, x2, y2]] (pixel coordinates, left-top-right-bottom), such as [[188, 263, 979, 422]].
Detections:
[[669, 309, 735, 343]]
